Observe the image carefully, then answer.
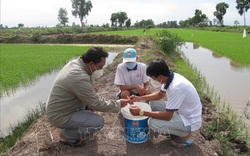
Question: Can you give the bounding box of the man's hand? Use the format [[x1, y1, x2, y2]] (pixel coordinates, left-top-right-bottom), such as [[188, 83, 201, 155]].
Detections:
[[129, 105, 141, 116], [129, 95, 141, 102], [120, 98, 132, 107], [144, 88, 151, 95], [135, 84, 145, 96]]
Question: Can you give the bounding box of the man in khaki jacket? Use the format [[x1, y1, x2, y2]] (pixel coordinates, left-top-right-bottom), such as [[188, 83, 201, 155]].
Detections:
[[46, 47, 130, 147]]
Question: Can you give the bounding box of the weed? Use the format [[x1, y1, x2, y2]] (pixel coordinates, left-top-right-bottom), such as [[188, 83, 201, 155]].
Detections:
[[153, 30, 184, 55]]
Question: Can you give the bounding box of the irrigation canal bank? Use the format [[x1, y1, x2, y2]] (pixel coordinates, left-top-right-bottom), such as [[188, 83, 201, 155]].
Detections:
[[180, 42, 250, 128]]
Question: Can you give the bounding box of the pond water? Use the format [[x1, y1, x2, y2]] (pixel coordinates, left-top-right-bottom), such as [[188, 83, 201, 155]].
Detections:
[[180, 42, 250, 127], [0, 52, 118, 138]]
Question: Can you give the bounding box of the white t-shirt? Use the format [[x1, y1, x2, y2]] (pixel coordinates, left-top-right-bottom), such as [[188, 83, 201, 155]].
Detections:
[[161, 73, 202, 131], [114, 62, 149, 86]]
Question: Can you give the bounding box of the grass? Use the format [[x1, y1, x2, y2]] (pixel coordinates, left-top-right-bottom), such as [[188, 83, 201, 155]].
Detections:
[[0, 44, 91, 96], [94, 28, 250, 66]]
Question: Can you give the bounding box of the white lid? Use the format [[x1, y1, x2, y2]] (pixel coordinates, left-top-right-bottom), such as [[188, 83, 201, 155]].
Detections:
[[121, 102, 151, 120]]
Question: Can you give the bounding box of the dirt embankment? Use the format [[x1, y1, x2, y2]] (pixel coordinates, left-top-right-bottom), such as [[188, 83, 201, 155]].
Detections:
[[3, 41, 223, 156], [0, 33, 139, 44]]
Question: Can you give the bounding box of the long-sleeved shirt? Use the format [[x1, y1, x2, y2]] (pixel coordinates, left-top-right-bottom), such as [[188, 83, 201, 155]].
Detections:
[[46, 57, 121, 127]]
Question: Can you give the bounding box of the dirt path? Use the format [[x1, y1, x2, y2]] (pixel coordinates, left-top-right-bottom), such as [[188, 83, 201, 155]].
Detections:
[[3, 42, 222, 156]]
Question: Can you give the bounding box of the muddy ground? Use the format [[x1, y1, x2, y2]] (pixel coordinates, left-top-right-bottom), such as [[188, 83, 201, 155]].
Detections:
[[3, 41, 223, 156]]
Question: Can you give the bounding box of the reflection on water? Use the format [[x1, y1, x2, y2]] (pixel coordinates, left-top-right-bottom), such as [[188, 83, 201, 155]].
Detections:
[[0, 52, 118, 137], [0, 70, 58, 137], [212, 52, 223, 58], [180, 42, 250, 126]]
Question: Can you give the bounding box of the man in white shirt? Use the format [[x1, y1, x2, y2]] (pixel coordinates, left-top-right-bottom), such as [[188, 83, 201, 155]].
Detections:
[[114, 48, 150, 99], [129, 58, 202, 148]]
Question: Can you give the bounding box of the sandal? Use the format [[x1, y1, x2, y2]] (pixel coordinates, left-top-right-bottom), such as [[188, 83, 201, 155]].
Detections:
[[170, 138, 194, 148], [59, 139, 86, 147]]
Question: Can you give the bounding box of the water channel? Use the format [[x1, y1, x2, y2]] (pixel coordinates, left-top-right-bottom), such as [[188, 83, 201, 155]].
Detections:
[[0, 52, 118, 138], [180, 42, 250, 127]]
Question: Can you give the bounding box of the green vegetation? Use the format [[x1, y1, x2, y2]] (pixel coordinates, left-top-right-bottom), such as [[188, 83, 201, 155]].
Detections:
[[0, 44, 91, 95], [153, 30, 184, 55], [208, 101, 250, 155], [71, 0, 93, 27], [167, 28, 250, 65], [94, 28, 250, 65]]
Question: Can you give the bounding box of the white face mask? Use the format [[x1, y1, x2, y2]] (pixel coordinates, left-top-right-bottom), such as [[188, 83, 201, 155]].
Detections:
[[91, 64, 104, 79], [150, 78, 162, 88], [93, 69, 103, 78]]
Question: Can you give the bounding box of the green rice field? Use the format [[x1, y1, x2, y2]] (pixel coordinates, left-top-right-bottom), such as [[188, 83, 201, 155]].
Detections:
[[0, 44, 91, 95], [95, 28, 250, 65], [1, 28, 250, 95]]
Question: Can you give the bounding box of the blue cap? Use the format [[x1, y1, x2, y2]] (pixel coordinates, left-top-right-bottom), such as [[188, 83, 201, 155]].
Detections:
[[123, 48, 137, 62]]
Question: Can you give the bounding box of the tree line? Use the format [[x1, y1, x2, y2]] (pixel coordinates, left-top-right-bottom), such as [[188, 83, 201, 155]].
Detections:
[[1, 0, 249, 29]]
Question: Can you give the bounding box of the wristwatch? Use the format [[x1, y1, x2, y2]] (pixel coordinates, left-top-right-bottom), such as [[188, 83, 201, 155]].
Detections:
[[139, 109, 144, 116]]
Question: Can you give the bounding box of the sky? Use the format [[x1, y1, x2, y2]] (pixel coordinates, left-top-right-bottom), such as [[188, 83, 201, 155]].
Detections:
[[1, 0, 249, 27]]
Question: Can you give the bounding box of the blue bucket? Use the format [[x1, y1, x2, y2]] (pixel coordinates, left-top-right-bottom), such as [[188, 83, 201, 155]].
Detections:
[[121, 102, 152, 143]]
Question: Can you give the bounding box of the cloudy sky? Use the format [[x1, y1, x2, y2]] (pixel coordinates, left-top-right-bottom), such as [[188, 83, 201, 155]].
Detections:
[[1, 0, 249, 27]]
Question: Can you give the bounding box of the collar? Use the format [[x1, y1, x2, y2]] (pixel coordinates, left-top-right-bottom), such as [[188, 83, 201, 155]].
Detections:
[[163, 71, 174, 90], [78, 57, 91, 75], [126, 64, 138, 71]]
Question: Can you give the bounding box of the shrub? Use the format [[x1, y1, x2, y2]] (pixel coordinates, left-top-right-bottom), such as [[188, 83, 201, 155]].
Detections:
[[31, 33, 42, 43], [153, 30, 184, 55]]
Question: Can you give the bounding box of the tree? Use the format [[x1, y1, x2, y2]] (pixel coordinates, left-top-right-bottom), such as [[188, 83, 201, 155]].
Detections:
[[71, 0, 93, 27], [192, 9, 208, 26], [110, 12, 128, 27], [179, 19, 191, 28], [213, 2, 229, 26], [110, 13, 118, 27], [234, 20, 240, 26], [102, 23, 110, 28], [58, 8, 69, 26], [125, 18, 131, 28], [117, 12, 128, 27], [134, 19, 155, 28], [236, 0, 250, 27], [167, 21, 178, 28], [18, 23, 24, 28]]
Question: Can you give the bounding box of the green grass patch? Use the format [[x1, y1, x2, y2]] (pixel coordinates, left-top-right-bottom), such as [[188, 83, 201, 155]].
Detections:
[[0, 44, 91, 95], [168, 29, 250, 65], [94, 28, 250, 65]]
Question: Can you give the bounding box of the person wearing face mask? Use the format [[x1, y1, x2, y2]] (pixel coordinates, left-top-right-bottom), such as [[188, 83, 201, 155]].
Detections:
[[114, 48, 151, 99], [129, 59, 202, 148], [46, 47, 131, 147]]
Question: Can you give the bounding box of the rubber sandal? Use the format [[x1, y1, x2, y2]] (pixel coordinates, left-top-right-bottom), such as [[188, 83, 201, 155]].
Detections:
[[59, 139, 86, 147], [170, 138, 194, 148]]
